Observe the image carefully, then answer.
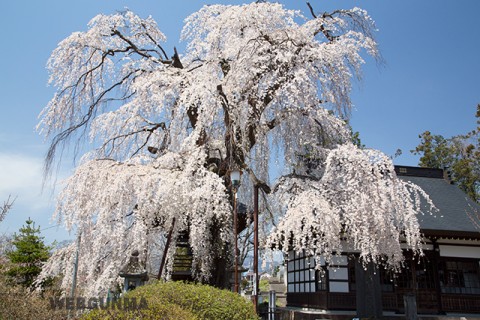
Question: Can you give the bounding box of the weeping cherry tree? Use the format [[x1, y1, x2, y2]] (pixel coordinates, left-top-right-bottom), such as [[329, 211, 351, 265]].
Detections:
[[37, 2, 434, 297]]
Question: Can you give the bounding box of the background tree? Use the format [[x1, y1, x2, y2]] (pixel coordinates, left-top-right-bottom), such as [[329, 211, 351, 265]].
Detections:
[[6, 218, 51, 289], [412, 105, 480, 202], [37, 2, 433, 298], [0, 196, 15, 224], [0, 196, 15, 258], [0, 202, 66, 320]]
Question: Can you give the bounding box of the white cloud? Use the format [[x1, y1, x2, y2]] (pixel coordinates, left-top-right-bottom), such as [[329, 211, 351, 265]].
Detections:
[[0, 153, 56, 209], [0, 153, 48, 206], [0, 152, 73, 242]]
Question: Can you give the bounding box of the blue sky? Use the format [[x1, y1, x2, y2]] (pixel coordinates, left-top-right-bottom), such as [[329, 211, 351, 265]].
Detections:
[[1, 0, 479, 244]]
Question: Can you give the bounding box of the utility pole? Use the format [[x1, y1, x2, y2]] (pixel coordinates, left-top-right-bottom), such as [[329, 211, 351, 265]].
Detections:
[[233, 190, 239, 293], [230, 169, 242, 293], [253, 185, 259, 314]]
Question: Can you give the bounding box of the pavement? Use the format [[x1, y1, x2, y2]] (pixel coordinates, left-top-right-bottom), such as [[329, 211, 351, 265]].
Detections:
[[275, 307, 480, 320]]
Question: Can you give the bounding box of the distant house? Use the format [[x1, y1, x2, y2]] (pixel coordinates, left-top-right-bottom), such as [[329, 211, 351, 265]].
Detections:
[[285, 166, 480, 314], [260, 273, 272, 280]]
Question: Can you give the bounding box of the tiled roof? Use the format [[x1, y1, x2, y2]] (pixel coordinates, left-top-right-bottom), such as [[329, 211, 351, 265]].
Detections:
[[396, 166, 480, 237]]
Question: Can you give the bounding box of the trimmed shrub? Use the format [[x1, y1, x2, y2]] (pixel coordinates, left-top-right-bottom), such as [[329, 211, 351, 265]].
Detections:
[[82, 281, 258, 320], [81, 299, 197, 320]]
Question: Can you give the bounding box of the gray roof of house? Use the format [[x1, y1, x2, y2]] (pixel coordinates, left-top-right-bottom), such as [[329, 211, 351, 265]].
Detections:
[[396, 168, 480, 237]]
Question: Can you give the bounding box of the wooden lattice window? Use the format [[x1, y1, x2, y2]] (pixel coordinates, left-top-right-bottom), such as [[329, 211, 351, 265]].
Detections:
[[439, 259, 480, 294], [286, 251, 324, 293]]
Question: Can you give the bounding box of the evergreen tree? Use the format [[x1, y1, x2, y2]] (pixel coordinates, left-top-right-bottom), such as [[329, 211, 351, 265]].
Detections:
[[6, 218, 51, 289]]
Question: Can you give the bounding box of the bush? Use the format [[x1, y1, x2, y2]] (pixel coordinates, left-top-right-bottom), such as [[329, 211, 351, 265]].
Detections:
[[0, 285, 69, 320], [0, 262, 69, 320], [81, 299, 197, 320], [82, 281, 259, 320]]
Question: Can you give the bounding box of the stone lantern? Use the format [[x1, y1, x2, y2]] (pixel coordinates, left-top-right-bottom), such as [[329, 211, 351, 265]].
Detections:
[[119, 250, 149, 292]]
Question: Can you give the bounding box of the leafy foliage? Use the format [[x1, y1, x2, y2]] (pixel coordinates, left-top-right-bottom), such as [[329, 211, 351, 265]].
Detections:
[[6, 218, 52, 289], [259, 278, 270, 292], [412, 105, 480, 202], [82, 281, 258, 320]]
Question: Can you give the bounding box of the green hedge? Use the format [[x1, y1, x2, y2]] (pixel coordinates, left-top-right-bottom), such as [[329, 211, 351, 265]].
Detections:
[[82, 281, 258, 320]]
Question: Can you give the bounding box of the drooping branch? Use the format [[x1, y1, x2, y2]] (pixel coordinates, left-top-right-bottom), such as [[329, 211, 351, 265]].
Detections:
[[130, 122, 167, 157], [306, 2, 317, 19], [242, 34, 308, 151], [140, 22, 169, 60], [111, 29, 156, 60], [306, 2, 338, 41], [217, 84, 244, 173], [44, 71, 136, 174]]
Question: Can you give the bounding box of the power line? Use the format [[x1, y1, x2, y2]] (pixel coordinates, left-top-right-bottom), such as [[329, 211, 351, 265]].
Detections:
[[40, 224, 61, 232]]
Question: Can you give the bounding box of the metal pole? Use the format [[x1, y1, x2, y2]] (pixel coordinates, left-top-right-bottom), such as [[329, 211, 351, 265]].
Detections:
[[68, 232, 81, 319], [71, 232, 81, 298], [234, 189, 239, 293], [269, 290, 276, 320], [253, 185, 259, 314]]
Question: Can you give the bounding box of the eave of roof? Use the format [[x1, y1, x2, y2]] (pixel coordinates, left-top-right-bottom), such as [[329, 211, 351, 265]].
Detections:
[[397, 173, 480, 236]]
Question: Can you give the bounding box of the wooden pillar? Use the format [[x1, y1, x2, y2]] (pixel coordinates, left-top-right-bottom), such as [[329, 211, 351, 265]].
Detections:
[[404, 293, 418, 320], [431, 240, 445, 314], [355, 260, 383, 319], [401, 253, 419, 317], [157, 218, 175, 279]]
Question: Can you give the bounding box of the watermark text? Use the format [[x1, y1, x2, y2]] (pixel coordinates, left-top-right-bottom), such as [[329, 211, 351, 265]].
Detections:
[[49, 296, 148, 310]]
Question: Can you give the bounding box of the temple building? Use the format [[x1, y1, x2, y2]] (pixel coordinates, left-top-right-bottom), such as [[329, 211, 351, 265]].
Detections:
[[285, 166, 480, 314]]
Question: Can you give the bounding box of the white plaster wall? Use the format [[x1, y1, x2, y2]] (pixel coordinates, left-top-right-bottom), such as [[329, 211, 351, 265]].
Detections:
[[439, 245, 480, 258]]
